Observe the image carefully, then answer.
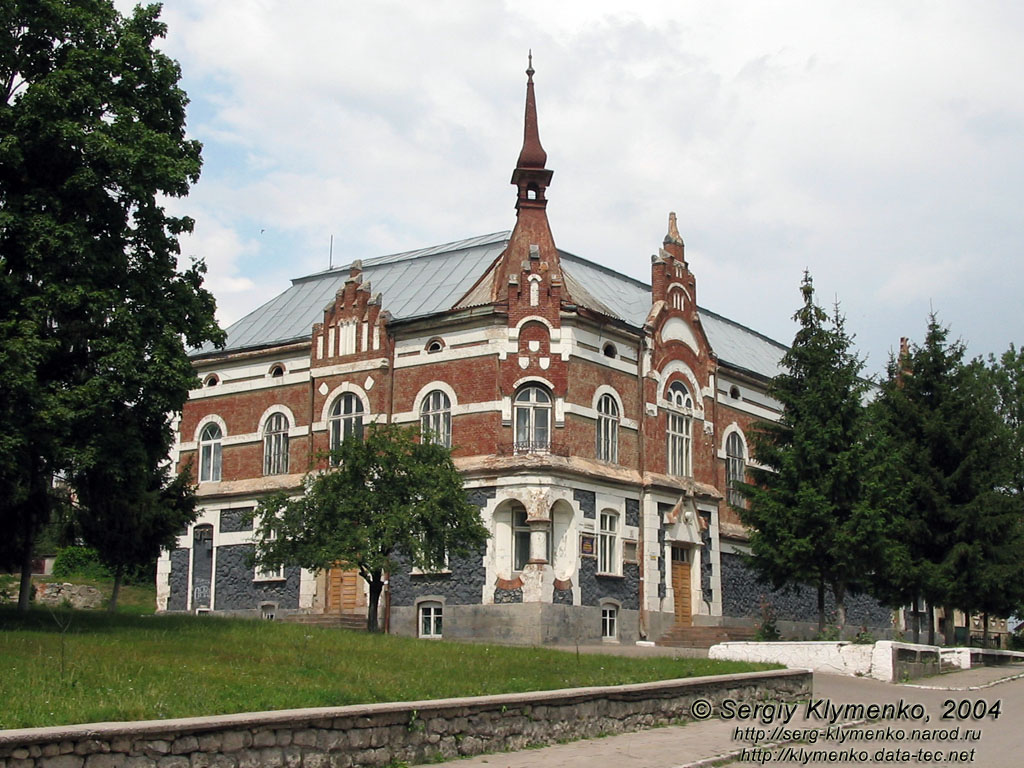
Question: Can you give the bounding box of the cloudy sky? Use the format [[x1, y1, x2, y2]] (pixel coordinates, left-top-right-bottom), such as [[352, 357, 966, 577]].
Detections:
[[139, 1, 1021, 376]]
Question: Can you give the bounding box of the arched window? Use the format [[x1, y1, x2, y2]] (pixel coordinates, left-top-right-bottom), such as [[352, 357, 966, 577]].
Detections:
[[420, 390, 451, 448], [199, 423, 222, 483], [203, 374, 219, 387], [596, 394, 619, 463], [514, 385, 551, 453], [263, 413, 289, 475], [329, 393, 364, 455], [726, 431, 746, 508], [269, 364, 285, 378], [602, 342, 617, 359], [667, 381, 693, 477]]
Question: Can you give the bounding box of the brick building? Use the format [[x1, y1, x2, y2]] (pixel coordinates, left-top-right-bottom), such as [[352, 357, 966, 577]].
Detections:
[[157, 63, 891, 643]]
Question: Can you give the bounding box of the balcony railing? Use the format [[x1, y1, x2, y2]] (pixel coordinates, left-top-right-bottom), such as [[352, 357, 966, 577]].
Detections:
[[497, 440, 571, 457]]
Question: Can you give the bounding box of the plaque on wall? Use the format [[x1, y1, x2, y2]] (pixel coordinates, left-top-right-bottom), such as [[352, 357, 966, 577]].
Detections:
[[580, 534, 596, 557]]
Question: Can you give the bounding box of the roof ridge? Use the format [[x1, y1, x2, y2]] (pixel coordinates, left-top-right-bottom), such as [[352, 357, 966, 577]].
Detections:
[[293, 231, 511, 284]]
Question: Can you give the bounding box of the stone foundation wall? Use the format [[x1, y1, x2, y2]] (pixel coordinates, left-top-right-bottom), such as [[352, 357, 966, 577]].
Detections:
[[0, 670, 810, 768]]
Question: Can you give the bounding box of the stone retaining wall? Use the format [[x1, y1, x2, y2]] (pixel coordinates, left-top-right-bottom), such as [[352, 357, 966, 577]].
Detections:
[[0, 670, 809, 768]]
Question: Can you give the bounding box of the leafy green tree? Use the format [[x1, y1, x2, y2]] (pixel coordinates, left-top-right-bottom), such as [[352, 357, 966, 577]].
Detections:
[[991, 344, 1024, 499], [872, 319, 1024, 644], [0, 0, 223, 610], [252, 425, 489, 632], [738, 273, 886, 632]]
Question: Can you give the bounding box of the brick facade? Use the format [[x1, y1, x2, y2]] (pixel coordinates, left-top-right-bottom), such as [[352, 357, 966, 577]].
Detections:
[[157, 65, 891, 642]]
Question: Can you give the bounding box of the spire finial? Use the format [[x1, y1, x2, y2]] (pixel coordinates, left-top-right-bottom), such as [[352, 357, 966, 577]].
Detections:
[[515, 51, 547, 170], [664, 211, 684, 247]]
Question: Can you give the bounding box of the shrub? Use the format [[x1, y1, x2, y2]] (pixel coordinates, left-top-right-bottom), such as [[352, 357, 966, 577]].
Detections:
[[52, 547, 111, 580], [853, 626, 875, 644], [754, 597, 781, 641]]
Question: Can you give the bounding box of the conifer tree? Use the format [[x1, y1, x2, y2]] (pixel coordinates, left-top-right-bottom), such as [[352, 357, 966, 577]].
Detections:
[[739, 273, 886, 633], [872, 319, 1024, 644]]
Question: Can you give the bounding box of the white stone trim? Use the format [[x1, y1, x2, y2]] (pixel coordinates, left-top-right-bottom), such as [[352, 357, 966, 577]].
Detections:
[[319, 382, 371, 424], [257, 404, 297, 434], [655, 361, 706, 419], [193, 414, 228, 444], [310, 358, 389, 379]]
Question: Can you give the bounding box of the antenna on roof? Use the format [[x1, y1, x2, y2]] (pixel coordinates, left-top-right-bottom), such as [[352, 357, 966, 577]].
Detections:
[[329, 234, 334, 270]]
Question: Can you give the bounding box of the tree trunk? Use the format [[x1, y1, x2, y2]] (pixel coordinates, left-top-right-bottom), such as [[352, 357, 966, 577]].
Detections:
[[107, 567, 123, 613], [817, 581, 826, 634], [927, 604, 936, 646], [943, 605, 956, 647], [366, 574, 383, 632], [17, 538, 33, 613], [833, 583, 847, 632], [911, 596, 920, 644]]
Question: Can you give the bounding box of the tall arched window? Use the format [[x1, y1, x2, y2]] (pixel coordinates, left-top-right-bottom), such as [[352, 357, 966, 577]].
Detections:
[[514, 386, 551, 453], [596, 394, 619, 463], [199, 423, 222, 483], [329, 393, 364, 455], [420, 390, 451, 448], [263, 413, 290, 475], [726, 431, 746, 507], [667, 381, 693, 477]]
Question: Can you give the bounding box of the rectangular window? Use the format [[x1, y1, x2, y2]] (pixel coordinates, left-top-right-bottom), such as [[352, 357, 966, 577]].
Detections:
[[598, 512, 619, 575], [513, 507, 531, 571], [254, 527, 284, 581], [668, 413, 692, 477], [419, 602, 443, 638], [601, 606, 617, 639]]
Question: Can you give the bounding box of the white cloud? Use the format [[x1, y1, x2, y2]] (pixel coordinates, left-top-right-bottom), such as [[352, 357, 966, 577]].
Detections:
[[131, 0, 1024, 369]]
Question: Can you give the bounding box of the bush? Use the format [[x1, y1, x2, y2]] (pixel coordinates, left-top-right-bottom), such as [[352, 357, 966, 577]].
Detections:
[[754, 597, 781, 641], [52, 547, 111, 580]]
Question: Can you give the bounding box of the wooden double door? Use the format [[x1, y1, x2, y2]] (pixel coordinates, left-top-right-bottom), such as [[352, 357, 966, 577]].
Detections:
[[671, 546, 692, 626], [326, 568, 365, 614]]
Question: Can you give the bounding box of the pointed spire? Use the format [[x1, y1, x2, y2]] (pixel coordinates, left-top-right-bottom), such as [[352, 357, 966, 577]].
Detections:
[[517, 50, 547, 169], [664, 212, 683, 247], [511, 52, 553, 211]]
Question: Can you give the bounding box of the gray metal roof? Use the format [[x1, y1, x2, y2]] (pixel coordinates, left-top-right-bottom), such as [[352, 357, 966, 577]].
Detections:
[[197, 232, 788, 381]]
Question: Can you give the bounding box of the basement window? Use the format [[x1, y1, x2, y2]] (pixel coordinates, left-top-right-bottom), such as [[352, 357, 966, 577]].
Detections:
[[419, 602, 443, 639]]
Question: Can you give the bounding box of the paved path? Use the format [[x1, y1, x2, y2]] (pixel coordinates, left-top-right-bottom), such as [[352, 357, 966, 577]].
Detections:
[[426, 662, 1024, 768]]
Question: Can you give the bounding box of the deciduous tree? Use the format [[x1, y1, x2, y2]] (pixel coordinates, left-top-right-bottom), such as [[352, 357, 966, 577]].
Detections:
[[0, 0, 223, 609], [252, 425, 489, 632]]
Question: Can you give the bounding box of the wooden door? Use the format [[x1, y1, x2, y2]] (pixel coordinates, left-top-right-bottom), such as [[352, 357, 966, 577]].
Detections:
[[671, 547, 692, 626], [326, 568, 365, 614]]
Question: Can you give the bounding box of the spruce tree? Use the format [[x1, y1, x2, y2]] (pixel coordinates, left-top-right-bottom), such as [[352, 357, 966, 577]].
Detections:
[[739, 272, 885, 633], [872, 319, 1024, 644]]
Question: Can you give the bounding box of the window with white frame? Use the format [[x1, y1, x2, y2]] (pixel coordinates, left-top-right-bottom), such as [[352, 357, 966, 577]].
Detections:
[[329, 392, 364, 457], [263, 413, 289, 475], [199, 423, 223, 483], [598, 511, 619, 575], [666, 381, 693, 477], [419, 601, 443, 638], [601, 605, 618, 639], [255, 527, 284, 581], [512, 504, 531, 571], [420, 389, 451, 448], [596, 393, 619, 463], [726, 431, 746, 507], [514, 385, 551, 453]]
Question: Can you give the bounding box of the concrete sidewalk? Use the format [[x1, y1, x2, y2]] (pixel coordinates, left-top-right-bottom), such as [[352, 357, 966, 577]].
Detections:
[[424, 659, 1024, 768]]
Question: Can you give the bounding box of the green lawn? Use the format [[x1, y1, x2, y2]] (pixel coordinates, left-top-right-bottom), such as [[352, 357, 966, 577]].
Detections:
[[0, 608, 778, 729]]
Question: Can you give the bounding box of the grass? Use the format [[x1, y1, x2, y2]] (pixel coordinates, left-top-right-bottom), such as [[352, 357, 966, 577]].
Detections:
[[0, 608, 779, 729]]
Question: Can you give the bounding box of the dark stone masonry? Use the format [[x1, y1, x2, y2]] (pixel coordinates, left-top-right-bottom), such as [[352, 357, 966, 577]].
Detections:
[[720, 552, 892, 628]]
